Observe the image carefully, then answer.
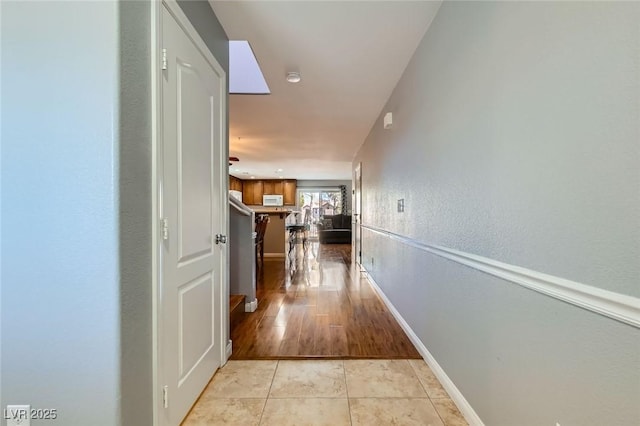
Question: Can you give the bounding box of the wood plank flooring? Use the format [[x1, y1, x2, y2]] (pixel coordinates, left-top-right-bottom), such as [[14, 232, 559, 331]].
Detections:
[[230, 242, 421, 359]]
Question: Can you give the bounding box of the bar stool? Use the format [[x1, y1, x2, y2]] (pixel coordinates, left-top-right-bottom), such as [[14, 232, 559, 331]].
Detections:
[[255, 214, 269, 271]]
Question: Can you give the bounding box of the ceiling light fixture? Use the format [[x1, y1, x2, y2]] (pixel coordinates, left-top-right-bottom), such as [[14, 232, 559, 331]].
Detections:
[[250, 176, 256, 179], [276, 168, 283, 173], [286, 72, 301, 83]]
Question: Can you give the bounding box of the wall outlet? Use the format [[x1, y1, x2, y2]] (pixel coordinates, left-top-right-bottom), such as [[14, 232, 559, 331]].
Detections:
[[397, 198, 405, 213], [5, 405, 30, 426]]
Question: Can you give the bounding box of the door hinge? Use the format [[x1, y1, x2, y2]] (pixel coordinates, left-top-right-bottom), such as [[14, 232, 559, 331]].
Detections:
[[161, 48, 167, 70], [163, 385, 169, 408], [161, 218, 169, 240]]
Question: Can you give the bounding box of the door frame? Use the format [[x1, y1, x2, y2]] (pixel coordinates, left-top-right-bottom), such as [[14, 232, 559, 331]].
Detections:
[[151, 1, 229, 425], [353, 162, 362, 268]]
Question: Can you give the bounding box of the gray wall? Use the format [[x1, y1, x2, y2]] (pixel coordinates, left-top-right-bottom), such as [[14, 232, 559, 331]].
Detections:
[[119, 1, 153, 425], [1, 1, 121, 424], [1, 1, 228, 425], [178, 0, 230, 78], [229, 206, 255, 302], [354, 2, 640, 425]]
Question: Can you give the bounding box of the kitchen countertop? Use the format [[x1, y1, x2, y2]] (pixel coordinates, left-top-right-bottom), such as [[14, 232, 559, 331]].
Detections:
[[249, 207, 298, 214]]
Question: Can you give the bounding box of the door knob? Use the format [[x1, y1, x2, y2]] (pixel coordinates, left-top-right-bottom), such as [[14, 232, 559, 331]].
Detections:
[[215, 234, 227, 244]]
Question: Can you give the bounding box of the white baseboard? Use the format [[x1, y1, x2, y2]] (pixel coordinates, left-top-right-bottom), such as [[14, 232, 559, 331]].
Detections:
[[244, 298, 258, 313], [226, 340, 232, 358], [363, 270, 485, 426]]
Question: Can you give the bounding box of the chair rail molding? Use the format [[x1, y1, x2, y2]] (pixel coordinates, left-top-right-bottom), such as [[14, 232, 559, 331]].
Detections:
[[361, 224, 640, 329]]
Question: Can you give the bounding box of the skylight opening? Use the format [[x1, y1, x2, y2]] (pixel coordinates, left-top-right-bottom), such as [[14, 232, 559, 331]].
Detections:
[[229, 40, 270, 94]]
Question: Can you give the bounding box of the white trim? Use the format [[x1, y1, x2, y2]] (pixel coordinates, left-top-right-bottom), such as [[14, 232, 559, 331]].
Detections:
[[363, 270, 484, 426], [0, 0, 4, 411], [244, 298, 258, 313], [226, 340, 233, 361], [352, 162, 362, 266], [362, 224, 640, 329]]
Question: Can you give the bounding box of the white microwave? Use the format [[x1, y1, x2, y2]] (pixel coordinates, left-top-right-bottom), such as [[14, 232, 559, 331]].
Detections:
[[263, 194, 283, 206]]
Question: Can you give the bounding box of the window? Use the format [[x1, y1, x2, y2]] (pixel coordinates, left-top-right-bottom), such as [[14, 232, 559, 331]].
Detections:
[[297, 188, 343, 239], [229, 41, 270, 94]]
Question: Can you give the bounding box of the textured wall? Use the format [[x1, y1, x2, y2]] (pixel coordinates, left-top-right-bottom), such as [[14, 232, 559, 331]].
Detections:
[[1, 2, 121, 424], [1, 1, 228, 424], [119, 1, 153, 425], [362, 230, 639, 425], [354, 1, 640, 425]]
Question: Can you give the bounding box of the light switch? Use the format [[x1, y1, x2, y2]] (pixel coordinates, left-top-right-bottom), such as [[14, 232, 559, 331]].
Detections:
[[397, 199, 405, 213]]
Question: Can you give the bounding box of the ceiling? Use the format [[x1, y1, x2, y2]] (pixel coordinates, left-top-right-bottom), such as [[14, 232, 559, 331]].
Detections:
[[210, 0, 442, 180]]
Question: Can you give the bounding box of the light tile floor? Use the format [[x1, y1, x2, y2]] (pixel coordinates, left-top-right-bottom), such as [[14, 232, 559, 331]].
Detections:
[[182, 359, 468, 426]]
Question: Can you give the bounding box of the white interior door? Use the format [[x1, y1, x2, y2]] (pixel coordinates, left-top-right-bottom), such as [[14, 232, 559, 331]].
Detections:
[[353, 163, 362, 267], [160, 4, 225, 424]]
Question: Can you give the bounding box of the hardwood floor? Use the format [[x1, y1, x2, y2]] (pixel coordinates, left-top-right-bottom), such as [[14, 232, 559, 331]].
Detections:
[[230, 242, 421, 360]]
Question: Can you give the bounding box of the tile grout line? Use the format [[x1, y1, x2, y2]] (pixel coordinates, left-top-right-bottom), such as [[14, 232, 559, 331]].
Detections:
[[408, 359, 433, 397], [408, 359, 448, 425], [337, 396, 432, 399], [343, 359, 353, 426], [203, 359, 456, 425], [257, 360, 279, 426]]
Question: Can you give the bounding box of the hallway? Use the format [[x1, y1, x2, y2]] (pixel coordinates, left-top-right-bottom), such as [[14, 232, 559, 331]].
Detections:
[[182, 359, 468, 425], [184, 244, 470, 424], [230, 243, 421, 359]]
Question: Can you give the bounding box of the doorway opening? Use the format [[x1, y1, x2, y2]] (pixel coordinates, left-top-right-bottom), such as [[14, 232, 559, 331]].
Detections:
[[298, 188, 344, 241]]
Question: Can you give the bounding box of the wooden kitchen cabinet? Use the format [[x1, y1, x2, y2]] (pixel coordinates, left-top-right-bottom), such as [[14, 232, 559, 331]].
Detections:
[[242, 181, 254, 205], [243, 180, 264, 205], [242, 179, 294, 205], [252, 181, 263, 205], [263, 180, 283, 195], [283, 180, 297, 205], [229, 175, 243, 192], [263, 181, 274, 195], [272, 180, 284, 195]]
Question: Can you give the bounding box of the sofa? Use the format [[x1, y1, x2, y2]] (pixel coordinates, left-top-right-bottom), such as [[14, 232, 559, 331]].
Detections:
[[317, 214, 352, 244]]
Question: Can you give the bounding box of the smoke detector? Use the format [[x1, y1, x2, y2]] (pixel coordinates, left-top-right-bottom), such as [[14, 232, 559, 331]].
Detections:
[[286, 72, 301, 83]]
